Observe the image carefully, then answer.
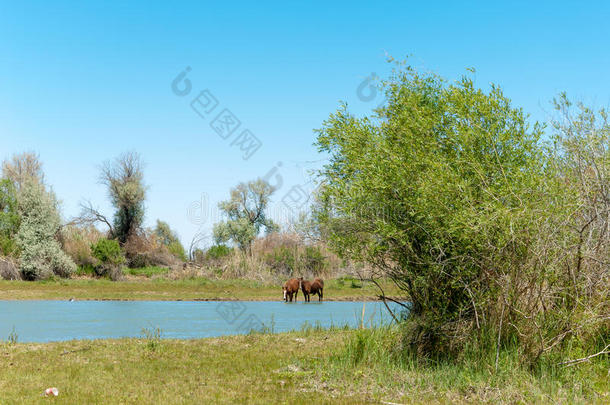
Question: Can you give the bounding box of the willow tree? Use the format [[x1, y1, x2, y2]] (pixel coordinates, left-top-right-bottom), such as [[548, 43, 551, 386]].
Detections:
[[314, 65, 550, 354]]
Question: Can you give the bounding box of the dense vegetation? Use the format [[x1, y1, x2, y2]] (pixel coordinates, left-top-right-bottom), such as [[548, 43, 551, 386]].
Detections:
[[0, 152, 345, 284], [314, 64, 608, 367]]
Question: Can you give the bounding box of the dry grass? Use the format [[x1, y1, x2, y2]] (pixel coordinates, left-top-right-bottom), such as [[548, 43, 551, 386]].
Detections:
[[60, 225, 104, 268], [192, 233, 371, 284]]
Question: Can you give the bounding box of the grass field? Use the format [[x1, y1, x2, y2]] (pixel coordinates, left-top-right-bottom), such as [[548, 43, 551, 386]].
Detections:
[[0, 276, 401, 301], [0, 327, 606, 404]]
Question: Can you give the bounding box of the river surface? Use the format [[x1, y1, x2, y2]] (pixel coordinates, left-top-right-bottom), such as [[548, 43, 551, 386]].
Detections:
[[0, 300, 402, 343]]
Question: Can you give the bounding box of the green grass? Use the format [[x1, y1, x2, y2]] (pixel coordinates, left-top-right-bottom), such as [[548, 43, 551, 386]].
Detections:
[[317, 326, 610, 404], [0, 277, 401, 301], [0, 328, 606, 404], [123, 266, 170, 278]]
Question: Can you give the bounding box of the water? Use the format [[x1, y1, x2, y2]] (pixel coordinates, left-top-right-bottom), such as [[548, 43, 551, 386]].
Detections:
[[0, 300, 403, 343]]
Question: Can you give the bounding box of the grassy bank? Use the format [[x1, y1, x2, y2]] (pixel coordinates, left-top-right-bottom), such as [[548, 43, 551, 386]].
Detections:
[[0, 277, 401, 301], [0, 328, 606, 404]]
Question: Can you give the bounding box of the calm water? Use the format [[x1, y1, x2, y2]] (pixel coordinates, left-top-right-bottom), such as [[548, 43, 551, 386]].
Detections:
[[0, 300, 402, 343]]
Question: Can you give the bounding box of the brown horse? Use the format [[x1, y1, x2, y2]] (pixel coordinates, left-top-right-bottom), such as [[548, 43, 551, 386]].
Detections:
[[310, 278, 324, 301], [283, 278, 300, 302], [299, 277, 312, 302]]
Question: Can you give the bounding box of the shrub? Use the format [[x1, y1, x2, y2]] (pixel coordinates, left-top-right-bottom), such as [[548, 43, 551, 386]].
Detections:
[[75, 264, 95, 276], [206, 244, 232, 260], [302, 246, 327, 275], [91, 239, 124, 265], [123, 231, 179, 268], [90, 238, 125, 278], [314, 64, 609, 364], [16, 180, 76, 279]]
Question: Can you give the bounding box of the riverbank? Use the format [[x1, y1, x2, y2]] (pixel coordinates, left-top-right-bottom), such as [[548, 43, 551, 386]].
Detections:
[[0, 329, 605, 404], [0, 278, 401, 301]]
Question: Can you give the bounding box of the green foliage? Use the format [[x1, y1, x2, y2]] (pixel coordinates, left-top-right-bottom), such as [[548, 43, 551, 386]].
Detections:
[[302, 246, 326, 274], [76, 264, 96, 276], [124, 266, 169, 278], [315, 64, 553, 353], [214, 179, 278, 253], [16, 180, 76, 280], [89, 238, 124, 279], [264, 245, 327, 276], [265, 246, 297, 275], [214, 217, 257, 253], [0, 179, 20, 257], [91, 239, 124, 266], [205, 244, 232, 260], [315, 64, 609, 365], [154, 220, 187, 261]]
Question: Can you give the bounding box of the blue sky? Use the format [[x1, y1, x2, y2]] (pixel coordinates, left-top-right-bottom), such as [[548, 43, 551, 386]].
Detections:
[[1, 1, 609, 247]]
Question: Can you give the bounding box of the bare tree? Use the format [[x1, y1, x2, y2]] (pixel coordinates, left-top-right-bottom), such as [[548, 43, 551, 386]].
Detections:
[[2, 152, 44, 190], [72, 200, 115, 236]]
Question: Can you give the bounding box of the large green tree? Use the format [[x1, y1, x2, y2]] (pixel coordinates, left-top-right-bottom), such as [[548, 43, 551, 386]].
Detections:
[[213, 179, 278, 254], [315, 65, 549, 352]]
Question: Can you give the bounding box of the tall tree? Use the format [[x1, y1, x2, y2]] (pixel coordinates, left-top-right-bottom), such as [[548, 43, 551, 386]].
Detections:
[[99, 152, 147, 244], [314, 64, 549, 353], [213, 179, 278, 253]]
